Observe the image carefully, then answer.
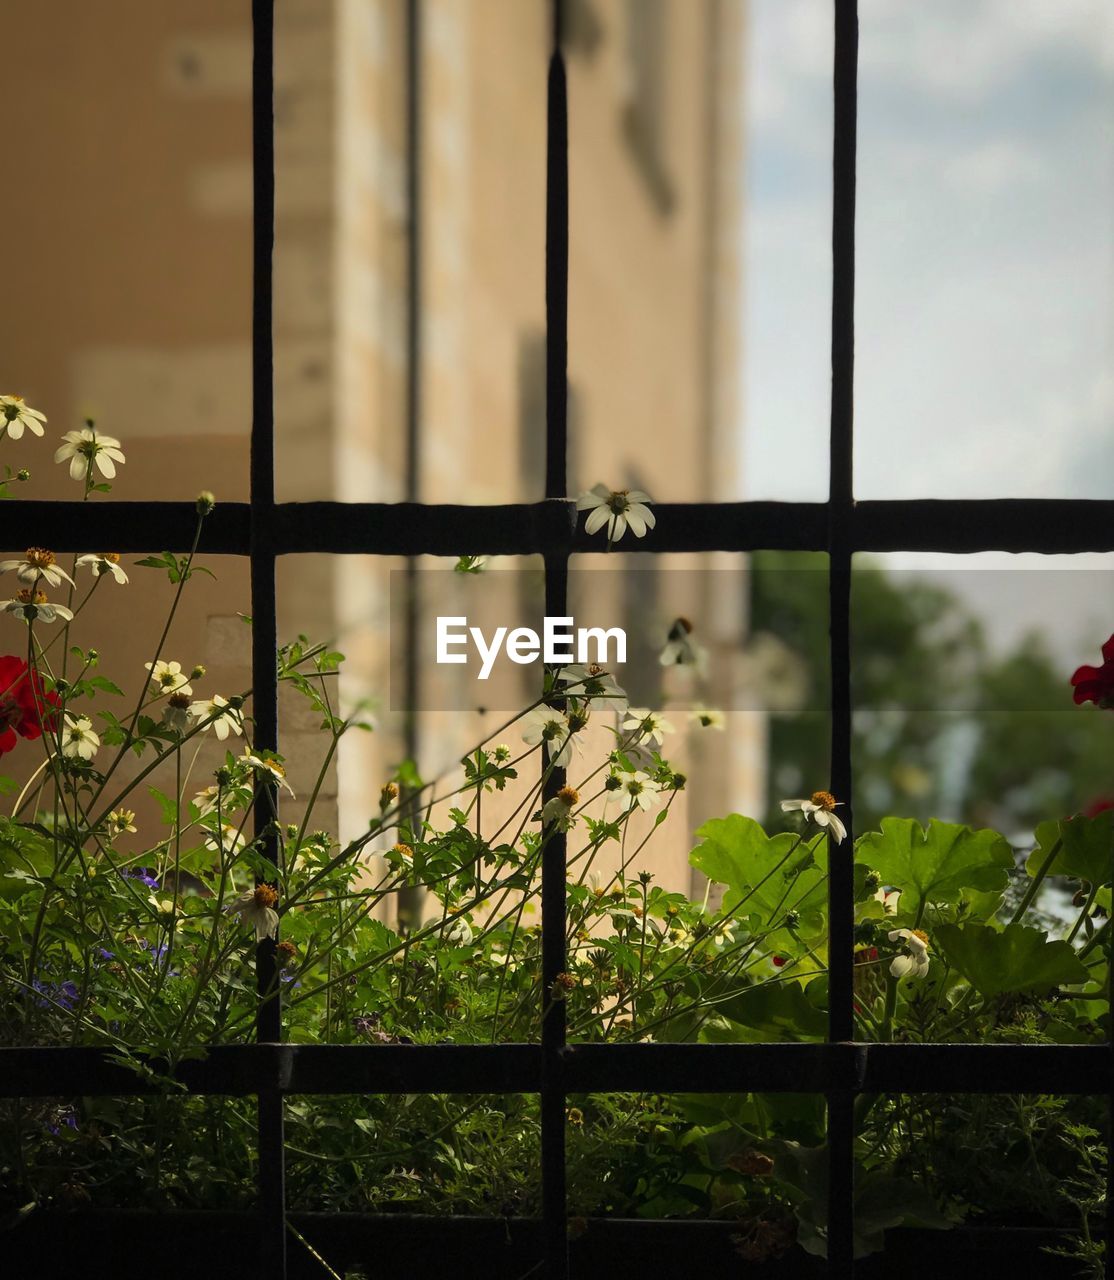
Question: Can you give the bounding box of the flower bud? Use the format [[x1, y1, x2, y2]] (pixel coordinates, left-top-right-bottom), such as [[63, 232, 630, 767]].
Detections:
[[196, 491, 216, 516], [16, 469, 29, 482], [190, 664, 207, 680]]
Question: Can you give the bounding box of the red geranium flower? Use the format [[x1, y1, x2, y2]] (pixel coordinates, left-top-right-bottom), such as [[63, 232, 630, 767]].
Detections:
[[0, 655, 60, 753], [1071, 634, 1114, 707]]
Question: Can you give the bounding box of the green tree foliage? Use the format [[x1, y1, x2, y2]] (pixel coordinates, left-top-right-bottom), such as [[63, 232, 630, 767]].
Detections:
[[748, 552, 1114, 836]]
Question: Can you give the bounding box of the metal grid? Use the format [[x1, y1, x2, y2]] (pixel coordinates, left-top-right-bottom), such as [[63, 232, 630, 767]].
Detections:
[[2, 1, 1111, 1276]]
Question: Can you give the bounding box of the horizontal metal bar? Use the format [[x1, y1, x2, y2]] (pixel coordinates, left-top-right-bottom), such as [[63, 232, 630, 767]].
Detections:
[[853, 499, 1114, 553], [1, 1042, 1106, 1098], [5, 498, 1111, 557]]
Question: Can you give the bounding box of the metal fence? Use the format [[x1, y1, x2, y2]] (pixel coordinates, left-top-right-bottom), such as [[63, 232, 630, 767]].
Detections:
[[2, 1, 1111, 1276]]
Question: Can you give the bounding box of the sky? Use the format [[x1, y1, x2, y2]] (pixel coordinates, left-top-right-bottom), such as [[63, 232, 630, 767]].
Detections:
[[737, 0, 1114, 659]]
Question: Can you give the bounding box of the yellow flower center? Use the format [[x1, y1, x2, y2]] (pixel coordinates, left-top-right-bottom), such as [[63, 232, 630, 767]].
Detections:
[[911, 929, 929, 946], [168, 691, 191, 709], [557, 785, 579, 807], [16, 588, 47, 605], [810, 790, 837, 810], [607, 490, 631, 513], [103, 553, 120, 564], [253, 884, 279, 909], [25, 547, 55, 568]]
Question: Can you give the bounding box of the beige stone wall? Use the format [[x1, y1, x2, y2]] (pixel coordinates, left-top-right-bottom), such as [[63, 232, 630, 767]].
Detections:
[[0, 0, 757, 901]]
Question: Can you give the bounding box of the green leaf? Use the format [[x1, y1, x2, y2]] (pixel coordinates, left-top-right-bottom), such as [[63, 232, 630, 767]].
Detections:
[[934, 921, 1089, 997], [1028, 812, 1113, 887], [148, 786, 179, 828], [713, 977, 828, 1040], [690, 815, 828, 938], [856, 818, 1013, 922]]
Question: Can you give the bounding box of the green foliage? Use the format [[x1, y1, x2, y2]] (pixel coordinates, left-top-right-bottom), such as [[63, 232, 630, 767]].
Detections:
[[856, 818, 1013, 923], [935, 922, 1089, 997]]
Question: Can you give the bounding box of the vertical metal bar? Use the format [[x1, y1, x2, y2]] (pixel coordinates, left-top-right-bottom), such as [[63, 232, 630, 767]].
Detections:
[[827, 0, 858, 1274], [542, 3, 569, 1276], [398, 0, 425, 929], [403, 0, 422, 726], [251, 1, 285, 1275]]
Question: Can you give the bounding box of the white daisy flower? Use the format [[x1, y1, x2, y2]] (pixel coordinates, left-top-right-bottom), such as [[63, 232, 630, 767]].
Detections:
[[689, 705, 726, 730], [520, 704, 581, 768], [205, 821, 247, 856], [54, 425, 126, 482], [239, 750, 295, 797], [558, 663, 628, 716], [888, 928, 930, 980], [0, 548, 75, 590], [622, 706, 674, 747], [1, 589, 73, 624], [611, 769, 662, 814], [190, 694, 243, 741], [61, 714, 99, 761], [76, 552, 128, 585], [226, 884, 279, 941], [541, 785, 580, 832], [780, 790, 847, 843], [576, 484, 656, 543], [145, 660, 192, 699], [108, 808, 137, 835], [0, 395, 46, 440], [192, 784, 223, 817]]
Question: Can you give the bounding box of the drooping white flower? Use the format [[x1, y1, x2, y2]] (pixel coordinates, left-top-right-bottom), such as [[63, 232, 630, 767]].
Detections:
[[558, 663, 628, 717], [611, 769, 662, 814], [520, 704, 580, 768], [161, 691, 195, 734], [1, 589, 73, 624], [690, 705, 726, 731], [76, 553, 128, 585], [888, 928, 930, 980], [659, 617, 706, 670], [226, 884, 279, 941], [444, 917, 474, 946], [780, 790, 847, 843], [576, 484, 656, 543], [190, 694, 243, 740], [622, 707, 674, 747], [61, 714, 99, 760], [54, 426, 126, 482], [145, 660, 192, 699], [0, 548, 75, 590], [541, 785, 580, 832], [0, 395, 46, 440], [874, 887, 901, 916]]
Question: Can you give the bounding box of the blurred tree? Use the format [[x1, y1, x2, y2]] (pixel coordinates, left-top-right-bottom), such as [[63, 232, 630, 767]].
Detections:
[[748, 552, 1114, 839]]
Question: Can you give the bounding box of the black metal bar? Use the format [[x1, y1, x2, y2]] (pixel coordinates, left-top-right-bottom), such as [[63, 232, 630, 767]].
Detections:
[[828, 1, 859, 1273], [13, 497, 1114, 557], [402, 0, 423, 759], [250, 3, 285, 1276], [542, 4, 570, 1274], [2, 1042, 1108, 1098]]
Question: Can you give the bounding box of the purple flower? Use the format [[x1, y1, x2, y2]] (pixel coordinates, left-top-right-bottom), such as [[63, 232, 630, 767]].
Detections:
[[96, 948, 114, 962], [122, 867, 159, 890], [32, 978, 79, 1011], [47, 1106, 78, 1137]]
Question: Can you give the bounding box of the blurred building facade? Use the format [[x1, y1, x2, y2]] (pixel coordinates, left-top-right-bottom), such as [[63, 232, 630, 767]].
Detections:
[[2, 0, 761, 895]]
